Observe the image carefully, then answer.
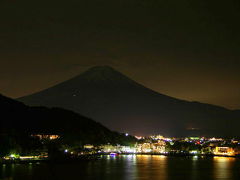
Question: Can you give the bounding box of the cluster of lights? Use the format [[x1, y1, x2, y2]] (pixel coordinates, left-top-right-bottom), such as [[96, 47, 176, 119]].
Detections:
[[31, 134, 60, 140], [2, 134, 239, 162]]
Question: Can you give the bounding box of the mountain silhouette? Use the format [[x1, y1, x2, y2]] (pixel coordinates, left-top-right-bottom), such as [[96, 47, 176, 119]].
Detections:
[[18, 66, 240, 137], [0, 94, 136, 145]]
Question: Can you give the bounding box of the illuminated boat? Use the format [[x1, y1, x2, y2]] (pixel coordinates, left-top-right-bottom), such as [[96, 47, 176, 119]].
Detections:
[[109, 152, 118, 156]]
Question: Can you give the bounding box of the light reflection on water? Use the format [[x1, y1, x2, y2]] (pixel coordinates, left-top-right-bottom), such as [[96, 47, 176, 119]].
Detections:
[[213, 157, 235, 179], [136, 155, 168, 180], [0, 155, 239, 180]]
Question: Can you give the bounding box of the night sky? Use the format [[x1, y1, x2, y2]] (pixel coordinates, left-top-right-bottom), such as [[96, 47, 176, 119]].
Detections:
[[0, 0, 240, 109]]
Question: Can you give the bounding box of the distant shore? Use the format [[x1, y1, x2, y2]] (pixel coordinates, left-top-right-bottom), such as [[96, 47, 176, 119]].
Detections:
[[113, 152, 239, 158], [1, 153, 239, 164]]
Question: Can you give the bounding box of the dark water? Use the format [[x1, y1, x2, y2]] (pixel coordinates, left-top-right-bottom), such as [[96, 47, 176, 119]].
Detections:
[[1, 155, 240, 180]]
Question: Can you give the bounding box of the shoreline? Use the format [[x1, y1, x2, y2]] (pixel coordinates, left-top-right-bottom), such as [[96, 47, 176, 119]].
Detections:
[[115, 153, 239, 158], [0, 153, 239, 164]]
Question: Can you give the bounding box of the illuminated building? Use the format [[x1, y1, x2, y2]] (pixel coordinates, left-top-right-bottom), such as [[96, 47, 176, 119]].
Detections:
[[136, 144, 143, 153], [209, 137, 223, 142], [139, 143, 152, 153], [99, 145, 136, 153], [84, 144, 94, 149], [152, 140, 166, 153], [213, 147, 235, 156], [136, 140, 167, 154], [120, 146, 136, 153], [31, 134, 60, 140], [99, 145, 119, 152], [231, 140, 239, 144], [150, 135, 164, 140]]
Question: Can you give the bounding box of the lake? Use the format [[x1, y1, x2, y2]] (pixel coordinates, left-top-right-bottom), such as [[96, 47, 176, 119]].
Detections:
[[0, 155, 240, 180]]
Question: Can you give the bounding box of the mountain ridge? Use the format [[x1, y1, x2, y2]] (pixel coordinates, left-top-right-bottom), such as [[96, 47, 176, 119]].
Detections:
[[0, 93, 136, 145], [18, 66, 240, 137]]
